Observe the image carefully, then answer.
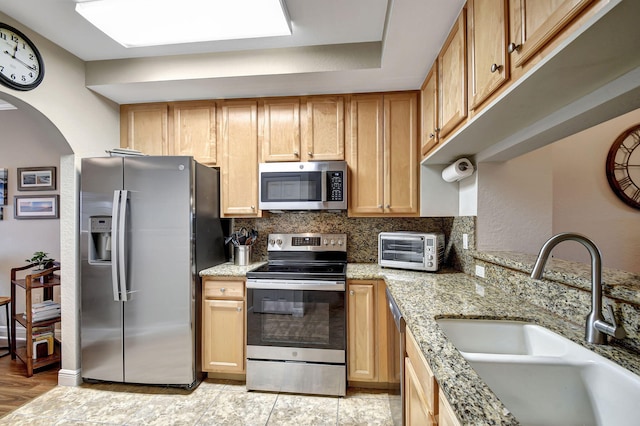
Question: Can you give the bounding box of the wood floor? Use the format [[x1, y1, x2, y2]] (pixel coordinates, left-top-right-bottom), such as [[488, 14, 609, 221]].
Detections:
[[0, 352, 59, 419]]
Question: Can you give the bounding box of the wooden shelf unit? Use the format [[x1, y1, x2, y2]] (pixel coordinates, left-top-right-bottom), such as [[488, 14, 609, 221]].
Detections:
[[10, 263, 61, 377]]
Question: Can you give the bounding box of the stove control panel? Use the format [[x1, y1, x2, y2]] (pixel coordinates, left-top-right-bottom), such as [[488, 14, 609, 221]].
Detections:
[[267, 233, 347, 252]]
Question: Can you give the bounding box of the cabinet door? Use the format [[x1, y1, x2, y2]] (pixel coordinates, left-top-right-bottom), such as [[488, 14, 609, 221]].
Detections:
[[347, 281, 377, 381], [261, 98, 301, 162], [468, 0, 510, 110], [438, 9, 467, 139], [120, 103, 169, 155], [348, 95, 385, 215], [171, 101, 217, 166], [405, 358, 437, 426], [219, 100, 260, 217], [510, 0, 594, 67], [384, 92, 418, 215], [438, 389, 462, 426], [202, 299, 245, 373], [421, 63, 439, 158], [304, 96, 345, 161]]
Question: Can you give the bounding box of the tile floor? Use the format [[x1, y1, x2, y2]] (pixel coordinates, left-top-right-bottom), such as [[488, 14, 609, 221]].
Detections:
[[0, 380, 398, 425]]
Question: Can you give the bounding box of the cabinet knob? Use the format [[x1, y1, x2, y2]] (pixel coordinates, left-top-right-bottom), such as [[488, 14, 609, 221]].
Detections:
[[308, 152, 313, 157], [236, 307, 242, 312], [220, 288, 226, 293], [490, 63, 502, 73], [294, 151, 299, 157], [349, 290, 354, 296], [429, 133, 435, 139], [251, 205, 255, 210], [508, 42, 521, 54], [378, 204, 383, 208]]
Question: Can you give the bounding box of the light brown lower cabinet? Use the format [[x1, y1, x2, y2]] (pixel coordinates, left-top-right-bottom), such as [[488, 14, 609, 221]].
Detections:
[[201, 278, 245, 374], [405, 328, 461, 426], [347, 280, 396, 386]]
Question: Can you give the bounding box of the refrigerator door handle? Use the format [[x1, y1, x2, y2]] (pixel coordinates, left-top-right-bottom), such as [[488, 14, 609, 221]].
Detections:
[[111, 190, 130, 302], [118, 190, 130, 302], [111, 190, 122, 301]]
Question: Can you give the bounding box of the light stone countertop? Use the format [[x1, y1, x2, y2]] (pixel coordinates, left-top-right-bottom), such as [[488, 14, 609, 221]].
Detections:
[[200, 261, 640, 425], [200, 261, 266, 277], [348, 263, 640, 425]]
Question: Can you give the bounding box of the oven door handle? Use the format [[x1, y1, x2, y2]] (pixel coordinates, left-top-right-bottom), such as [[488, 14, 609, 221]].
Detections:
[[246, 280, 345, 291]]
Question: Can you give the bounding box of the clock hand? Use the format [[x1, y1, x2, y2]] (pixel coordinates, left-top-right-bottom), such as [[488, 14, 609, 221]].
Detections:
[[12, 55, 36, 71]]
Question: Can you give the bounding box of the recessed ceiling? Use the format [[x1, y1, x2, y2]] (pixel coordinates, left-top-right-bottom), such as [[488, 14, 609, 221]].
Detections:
[[0, 0, 465, 104]]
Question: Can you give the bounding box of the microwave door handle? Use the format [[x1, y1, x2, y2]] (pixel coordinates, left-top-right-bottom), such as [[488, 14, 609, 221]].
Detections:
[[321, 170, 328, 202]]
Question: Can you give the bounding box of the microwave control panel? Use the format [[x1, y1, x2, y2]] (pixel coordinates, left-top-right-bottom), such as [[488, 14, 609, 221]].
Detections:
[[327, 171, 344, 201]]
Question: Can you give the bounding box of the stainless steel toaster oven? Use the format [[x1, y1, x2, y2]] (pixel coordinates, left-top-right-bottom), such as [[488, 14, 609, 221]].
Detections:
[[378, 232, 445, 272]]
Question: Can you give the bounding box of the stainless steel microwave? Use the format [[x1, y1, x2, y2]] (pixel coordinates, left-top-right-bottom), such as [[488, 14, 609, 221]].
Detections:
[[259, 161, 347, 211], [378, 232, 445, 272]]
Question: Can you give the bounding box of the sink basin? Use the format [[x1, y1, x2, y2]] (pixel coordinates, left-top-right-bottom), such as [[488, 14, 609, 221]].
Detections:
[[436, 319, 640, 426]]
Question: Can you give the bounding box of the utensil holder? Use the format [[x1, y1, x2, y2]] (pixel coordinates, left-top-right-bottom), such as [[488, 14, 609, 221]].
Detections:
[[234, 246, 251, 266]]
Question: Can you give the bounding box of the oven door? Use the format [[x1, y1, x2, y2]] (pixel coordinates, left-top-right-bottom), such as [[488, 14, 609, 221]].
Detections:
[[246, 280, 345, 355]]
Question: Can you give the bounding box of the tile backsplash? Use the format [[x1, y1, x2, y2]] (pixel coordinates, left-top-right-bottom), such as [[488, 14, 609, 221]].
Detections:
[[233, 213, 476, 270]]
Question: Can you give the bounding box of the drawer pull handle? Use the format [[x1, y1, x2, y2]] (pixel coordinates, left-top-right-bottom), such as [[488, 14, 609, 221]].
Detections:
[[490, 63, 502, 73], [508, 42, 521, 54], [349, 290, 354, 296], [220, 288, 226, 293]]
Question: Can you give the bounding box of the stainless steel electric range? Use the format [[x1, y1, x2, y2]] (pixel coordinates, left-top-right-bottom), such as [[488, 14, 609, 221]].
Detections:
[[245, 233, 347, 396]]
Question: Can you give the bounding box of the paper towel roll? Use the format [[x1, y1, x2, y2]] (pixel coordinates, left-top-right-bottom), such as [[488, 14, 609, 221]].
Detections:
[[442, 158, 474, 182]]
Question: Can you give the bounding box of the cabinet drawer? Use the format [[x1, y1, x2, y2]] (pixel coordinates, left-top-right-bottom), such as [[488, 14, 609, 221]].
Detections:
[[203, 280, 244, 299], [406, 329, 438, 415]]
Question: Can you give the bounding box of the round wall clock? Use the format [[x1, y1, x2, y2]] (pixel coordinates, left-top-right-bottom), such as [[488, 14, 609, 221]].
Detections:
[[606, 123, 640, 210], [0, 23, 44, 91]]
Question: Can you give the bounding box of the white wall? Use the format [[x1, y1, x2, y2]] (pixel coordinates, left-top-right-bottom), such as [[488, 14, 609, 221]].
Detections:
[[0, 12, 119, 385], [477, 148, 554, 253], [477, 108, 640, 274]]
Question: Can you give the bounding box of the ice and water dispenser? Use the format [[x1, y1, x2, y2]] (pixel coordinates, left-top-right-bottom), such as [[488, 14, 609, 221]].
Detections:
[[89, 216, 112, 263]]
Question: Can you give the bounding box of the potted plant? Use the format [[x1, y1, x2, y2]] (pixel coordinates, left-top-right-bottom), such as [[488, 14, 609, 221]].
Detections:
[[26, 251, 54, 270]]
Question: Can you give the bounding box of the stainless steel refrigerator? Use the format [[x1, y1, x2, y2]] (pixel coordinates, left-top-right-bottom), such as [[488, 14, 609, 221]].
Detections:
[[80, 156, 226, 388]]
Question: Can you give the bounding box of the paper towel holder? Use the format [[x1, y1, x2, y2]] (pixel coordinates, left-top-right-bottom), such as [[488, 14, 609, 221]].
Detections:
[[442, 158, 475, 182]]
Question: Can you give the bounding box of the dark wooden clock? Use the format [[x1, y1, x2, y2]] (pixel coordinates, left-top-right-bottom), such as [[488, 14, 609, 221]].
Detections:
[[606, 123, 640, 210]]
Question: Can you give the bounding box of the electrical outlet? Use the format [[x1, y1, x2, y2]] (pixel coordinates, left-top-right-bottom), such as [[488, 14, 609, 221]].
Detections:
[[34, 293, 42, 304], [463, 233, 469, 250], [475, 264, 485, 278]]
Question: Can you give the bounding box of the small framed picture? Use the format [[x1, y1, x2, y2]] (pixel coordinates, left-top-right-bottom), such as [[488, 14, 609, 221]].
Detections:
[[17, 166, 56, 191], [0, 168, 7, 205], [14, 195, 59, 219]]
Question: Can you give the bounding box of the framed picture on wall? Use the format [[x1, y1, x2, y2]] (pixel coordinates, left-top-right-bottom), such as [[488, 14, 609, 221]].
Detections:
[[17, 166, 56, 191], [0, 168, 7, 205], [14, 195, 59, 219]]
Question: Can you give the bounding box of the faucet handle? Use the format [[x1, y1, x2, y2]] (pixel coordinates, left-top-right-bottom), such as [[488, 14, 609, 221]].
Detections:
[[597, 304, 627, 340]]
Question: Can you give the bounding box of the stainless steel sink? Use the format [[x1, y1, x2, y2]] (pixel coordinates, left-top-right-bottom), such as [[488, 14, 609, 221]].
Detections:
[[437, 319, 640, 426]]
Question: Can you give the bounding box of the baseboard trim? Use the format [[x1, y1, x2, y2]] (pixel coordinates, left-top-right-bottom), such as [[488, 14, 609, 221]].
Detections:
[[58, 368, 82, 386]]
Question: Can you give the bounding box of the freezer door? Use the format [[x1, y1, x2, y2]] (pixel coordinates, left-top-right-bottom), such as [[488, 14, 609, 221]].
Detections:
[[80, 157, 125, 382], [122, 156, 196, 385]]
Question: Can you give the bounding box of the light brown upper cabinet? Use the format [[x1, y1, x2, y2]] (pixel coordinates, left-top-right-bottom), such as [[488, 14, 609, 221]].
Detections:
[[348, 92, 418, 217], [121, 101, 217, 165], [120, 103, 170, 155], [219, 100, 261, 217], [303, 96, 345, 161], [438, 8, 468, 139], [509, 0, 595, 68], [468, 0, 510, 111], [261, 96, 345, 162], [420, 63, 439, 158], [261, 98, 301, 162], [171, 101, 217, 166]]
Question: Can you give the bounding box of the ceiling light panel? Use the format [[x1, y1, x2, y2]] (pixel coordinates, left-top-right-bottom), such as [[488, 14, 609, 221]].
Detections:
[[75, 0, 292, 48]]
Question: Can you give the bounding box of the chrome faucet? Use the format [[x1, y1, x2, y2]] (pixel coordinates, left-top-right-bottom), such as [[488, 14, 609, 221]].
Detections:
[[531, 232, 626, 344]]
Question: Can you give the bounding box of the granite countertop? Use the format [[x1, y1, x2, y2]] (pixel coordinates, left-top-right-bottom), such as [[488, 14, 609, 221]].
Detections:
[[200, 261, 640, 424], [348, 263, 640, 425], [200, 261, 266, 277]]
